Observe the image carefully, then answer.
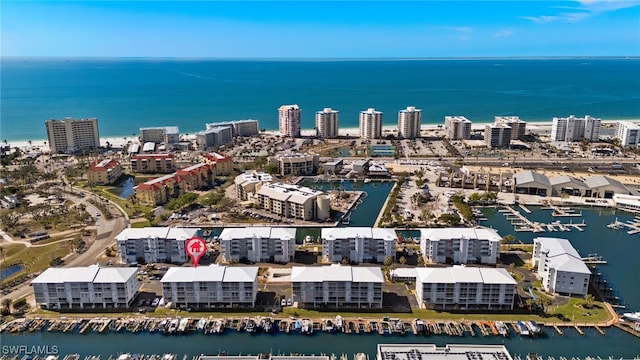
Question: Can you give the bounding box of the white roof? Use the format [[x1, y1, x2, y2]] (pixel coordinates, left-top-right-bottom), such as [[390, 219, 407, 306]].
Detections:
[[115, 227, 199, 241], [513, 170, 551, 187], [322, 227, 396, 241], [549, 175, 587, 189], [161, 265, 258, 283], [291, 265, 383, 283], [415, 266, 516, 285], [218, 227, 296, 241], [584, 175, 628, 192], [143, 142, 156, 151], [420, 227, 501, 242], [93, 268, 138, 283], [32, 266, 136, 284], [377, 344, 512, 360], [534, 237, 591, 274]]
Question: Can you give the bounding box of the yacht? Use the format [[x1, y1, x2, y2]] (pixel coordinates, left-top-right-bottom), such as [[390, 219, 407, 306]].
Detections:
[[526, 320, 542, 335], [516, 321, 530, 336], [622, 311, 640, 322], [495, 321, 509, 337], [335, 315, 344, 332]]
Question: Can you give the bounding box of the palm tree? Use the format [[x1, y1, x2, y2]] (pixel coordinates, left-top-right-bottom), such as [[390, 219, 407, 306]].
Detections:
[[584, 294, 595, 309], [1, 298, 12, 312], [399, 256, 407, 265]]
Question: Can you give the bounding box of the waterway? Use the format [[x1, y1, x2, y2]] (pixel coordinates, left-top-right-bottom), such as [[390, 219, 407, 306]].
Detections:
[[0, 264, 23, 279], [1, 325, 638, 358]]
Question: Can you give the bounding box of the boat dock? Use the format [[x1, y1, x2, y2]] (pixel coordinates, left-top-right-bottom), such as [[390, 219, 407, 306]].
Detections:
[[0, 316, 631, 338], [607, 217, 640, 234], [581, 254, 608, 265], [499, 206, 587, 233]]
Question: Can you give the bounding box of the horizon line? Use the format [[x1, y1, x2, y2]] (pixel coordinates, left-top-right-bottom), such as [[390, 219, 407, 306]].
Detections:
[[2, 55, 640, 61]]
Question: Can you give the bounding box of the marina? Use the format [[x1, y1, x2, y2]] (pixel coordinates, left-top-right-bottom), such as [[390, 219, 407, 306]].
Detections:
[[497, 206, 587, 233], [0, 315, 623, 339]]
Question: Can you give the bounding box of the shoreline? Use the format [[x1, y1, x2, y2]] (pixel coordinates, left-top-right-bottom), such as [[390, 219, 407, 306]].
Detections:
[[5, 118, 639, 151]]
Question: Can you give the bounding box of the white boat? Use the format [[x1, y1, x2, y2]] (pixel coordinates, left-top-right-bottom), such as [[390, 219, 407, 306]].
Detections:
[[526, 320, 541, 335], [335, 315, 344, 331], [177, 318, 190, 333], [364, 178, 371, 183], [495, 321, 509, 337], [622, 311, 640, 322], [196, 318, 206, 331]]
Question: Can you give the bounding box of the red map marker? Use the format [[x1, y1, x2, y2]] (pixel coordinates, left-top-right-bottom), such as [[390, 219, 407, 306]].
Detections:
[[185, 236, 207, 267]]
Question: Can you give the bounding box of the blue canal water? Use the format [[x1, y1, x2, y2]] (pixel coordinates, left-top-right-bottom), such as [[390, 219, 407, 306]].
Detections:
[[0, 264, 23, 279]]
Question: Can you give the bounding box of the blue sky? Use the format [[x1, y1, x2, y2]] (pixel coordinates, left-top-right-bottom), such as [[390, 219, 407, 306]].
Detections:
[[2, 1, 639, 57]]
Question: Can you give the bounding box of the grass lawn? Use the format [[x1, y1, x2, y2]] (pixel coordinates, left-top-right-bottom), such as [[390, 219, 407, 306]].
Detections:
[[1, 242, 74, 286], [131, 220, 151, 228]]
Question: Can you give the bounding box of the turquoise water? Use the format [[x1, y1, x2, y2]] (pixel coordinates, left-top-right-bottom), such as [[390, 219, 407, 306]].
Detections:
[[2, 58, 639, 141]]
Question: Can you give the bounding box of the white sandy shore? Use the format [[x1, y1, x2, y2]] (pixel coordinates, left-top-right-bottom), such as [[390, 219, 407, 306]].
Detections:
[[6, 119, 639, 152]]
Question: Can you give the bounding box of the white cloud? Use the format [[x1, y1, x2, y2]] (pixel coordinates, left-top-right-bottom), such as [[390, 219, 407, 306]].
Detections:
[[522, 0, 640, 24], [494, 29, 514, 38]]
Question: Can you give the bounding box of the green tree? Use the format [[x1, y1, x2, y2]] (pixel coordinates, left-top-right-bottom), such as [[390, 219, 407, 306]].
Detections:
[[584, 294, 595, 309], [501, 235, 517, 244], [399, 256, 407, 265], [383, 256, 394, 267], [1, 298, 12, 312]]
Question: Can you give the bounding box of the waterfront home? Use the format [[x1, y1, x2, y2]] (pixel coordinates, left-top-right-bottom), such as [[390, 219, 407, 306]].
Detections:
[[161, 264, 258, 309], [532, 237, 591, 296], [219, 227, 295, 263], [415, 265, 516, 310], [257, 182, 329, 221], [234, 171, 275, 201], [322, 227, 396, 264], [201, 152, 233, 176], [32, 266, 139, 310], [115, 227, 199, 265], [291, 264, 383, 308], [419, 227, 501, 265]]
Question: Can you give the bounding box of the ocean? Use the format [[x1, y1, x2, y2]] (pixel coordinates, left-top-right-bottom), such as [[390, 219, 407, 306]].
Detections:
[[1, 58, 639, 142]]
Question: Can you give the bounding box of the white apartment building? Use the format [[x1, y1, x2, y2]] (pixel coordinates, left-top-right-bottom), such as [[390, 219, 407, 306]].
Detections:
[[550, 115, 601, 142], [322, 227, 396, 263], [32, 266, 139, 310], [279, 104, 301, 137], [415, 265, 516, 310], [257, 182, 330, 221], [140, 126, 180, 144], [161, 265, 259, 308], [196, 126, 233, 150], [115, 227, 199, 265], [205, 119, 260, 137], [219, 227, 296, 263], [397, 106, 422, 139], [615, 121, 640, 147], [234, 171, 274, 201], [444, 116, 472, 140], [271, 153, 319, 176], [377, 344, 513, 360], [532, 237, 591, 296], [359, 108, 383, 139], [291, 264, 384, 308], [495, 116, 527, 140], [45, 118, 100, 154], [315, 108, 339, 138], [420, 227, 501, 265], [484, 123, 512, 148]]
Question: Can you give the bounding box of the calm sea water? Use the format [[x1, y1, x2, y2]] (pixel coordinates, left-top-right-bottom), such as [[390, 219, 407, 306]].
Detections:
[[2, 58, 639, 141]]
